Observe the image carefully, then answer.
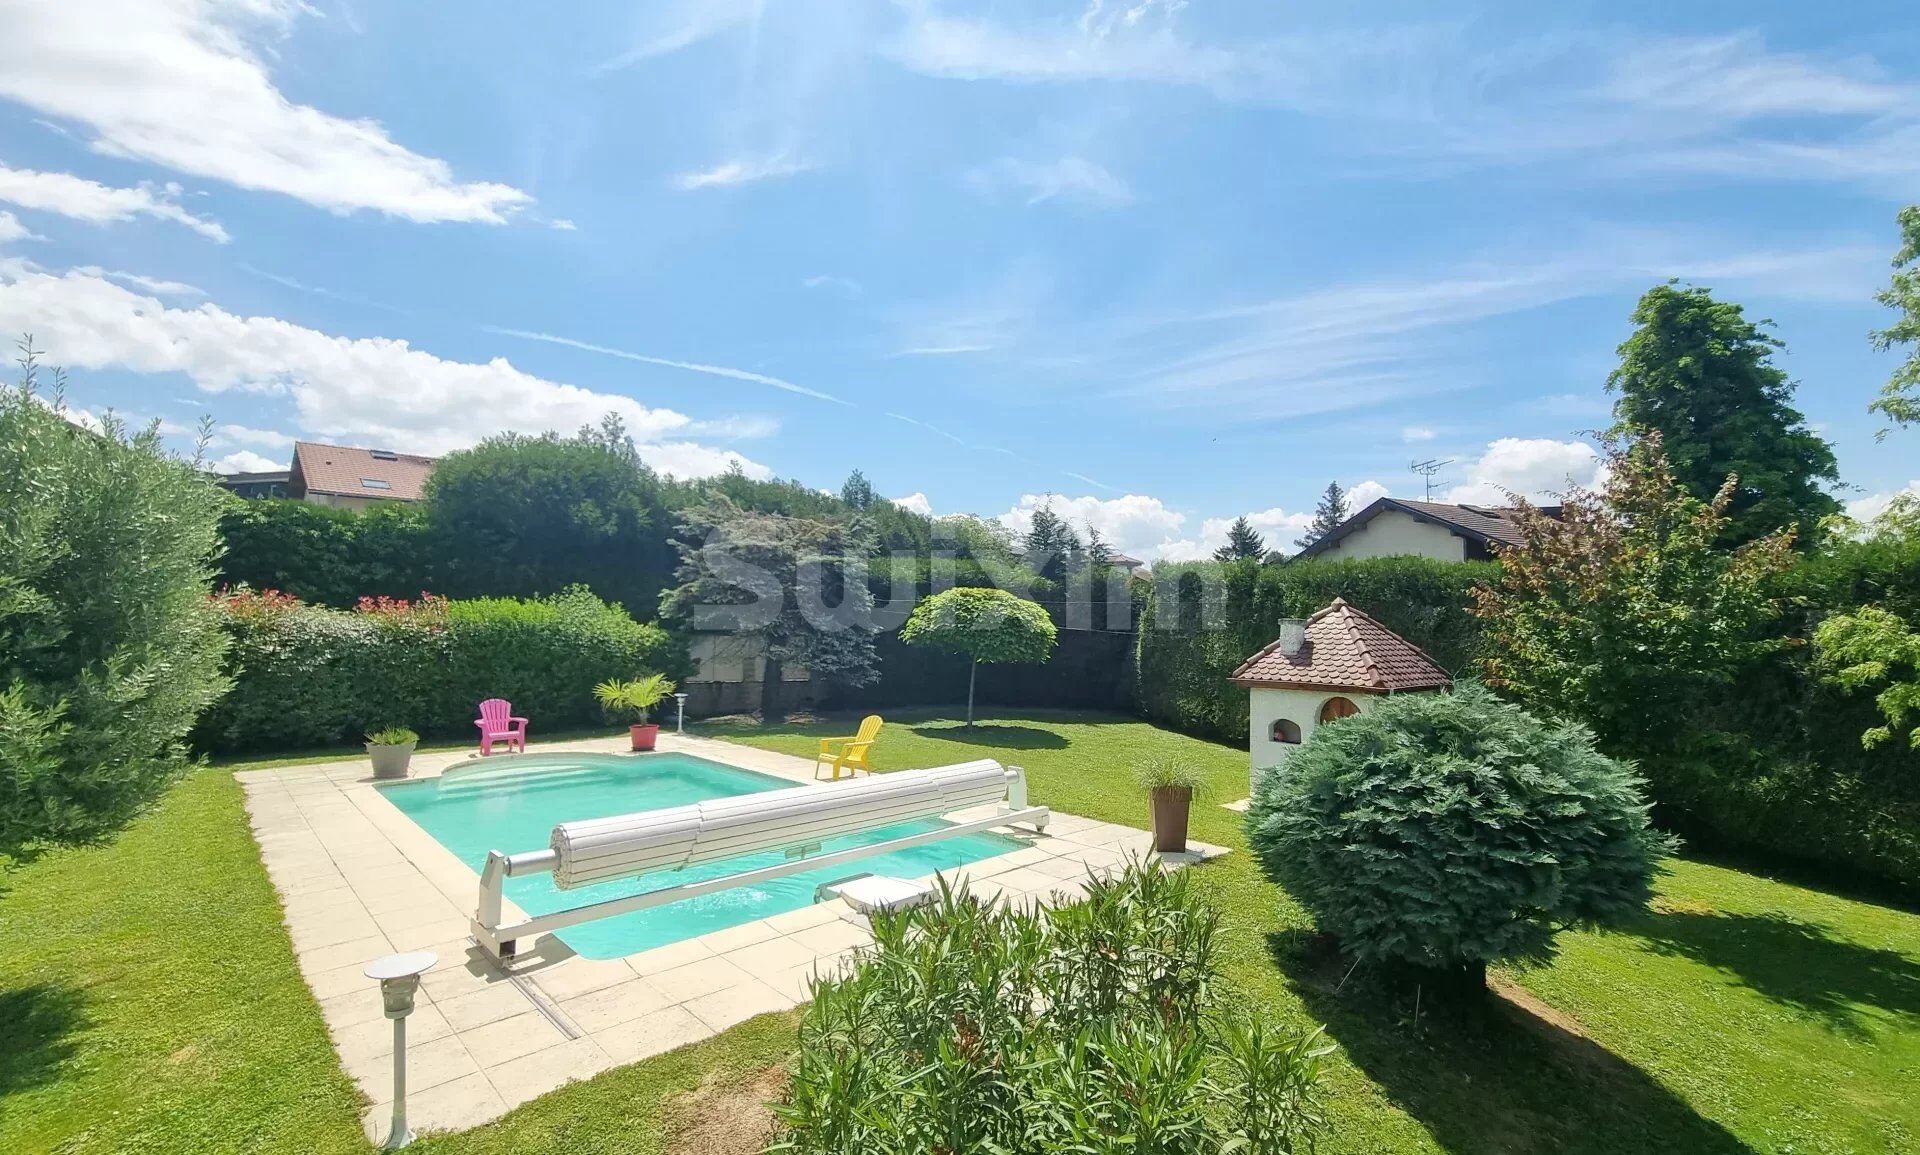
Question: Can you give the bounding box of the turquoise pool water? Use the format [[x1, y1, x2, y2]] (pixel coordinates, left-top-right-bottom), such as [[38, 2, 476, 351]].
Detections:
[[380, 752, 1021, 959]]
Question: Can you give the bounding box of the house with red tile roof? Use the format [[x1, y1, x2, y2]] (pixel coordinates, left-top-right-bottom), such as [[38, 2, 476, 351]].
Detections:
[[1229, 597, 1451, 794], [287, 441, 436, 510]]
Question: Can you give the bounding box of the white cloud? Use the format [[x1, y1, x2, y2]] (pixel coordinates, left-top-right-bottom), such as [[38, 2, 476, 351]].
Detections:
[[672, 154, 813, 191], [0, 164, 228, 241], [1346, 479, 1390, 509], [0, 0, 530, 223], [892, 492, 934, 517], [1401, 426, 1436, 443], [999, 493, 1188, 562], [1445, 438, 1603, 505], [969, 156, 1133, 207], [0, 261, 768, 479], [487, 326, 844, 404], [0, 210, 39, 244], [213, 449, 281, 474], [1848, 481, 1920, 524]]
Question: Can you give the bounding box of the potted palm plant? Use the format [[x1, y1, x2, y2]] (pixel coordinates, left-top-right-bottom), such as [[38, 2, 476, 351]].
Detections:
[[1135, 757, 1206, 853], [366, 726, 420, 780], [594, 673, 676, 751]]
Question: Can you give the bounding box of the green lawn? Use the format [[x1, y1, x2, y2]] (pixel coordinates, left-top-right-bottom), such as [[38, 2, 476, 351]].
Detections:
[[3, 707, 1916, 1154]]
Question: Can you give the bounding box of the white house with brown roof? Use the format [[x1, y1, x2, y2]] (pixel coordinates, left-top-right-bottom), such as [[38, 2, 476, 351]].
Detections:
[[288, 441, 436, 511], [1293, 498, 1548, 563], [1229, 598, 1451, 794]]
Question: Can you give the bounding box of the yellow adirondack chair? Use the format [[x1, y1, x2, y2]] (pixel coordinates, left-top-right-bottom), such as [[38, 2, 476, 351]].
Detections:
[[815, 714, 883, 780]]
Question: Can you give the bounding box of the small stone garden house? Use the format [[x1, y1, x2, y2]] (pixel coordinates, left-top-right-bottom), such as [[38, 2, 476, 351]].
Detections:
[[1229, 598, 1451, 794]]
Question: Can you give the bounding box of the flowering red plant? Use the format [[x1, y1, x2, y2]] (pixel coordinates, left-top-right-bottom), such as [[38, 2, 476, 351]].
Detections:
[[212, 586, 303, 619], [354, 591, 450, 625]]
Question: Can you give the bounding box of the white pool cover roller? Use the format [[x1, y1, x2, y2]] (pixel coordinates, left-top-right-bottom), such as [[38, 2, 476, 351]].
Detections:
[[469, 758, 1048, 962], [550, 758, 1016, 889]]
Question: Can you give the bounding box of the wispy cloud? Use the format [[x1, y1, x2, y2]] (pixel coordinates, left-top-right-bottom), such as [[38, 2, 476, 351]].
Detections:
[[888, 344, 994, 358], [885, 410, 1015, 457], [969, 156, 1133, 207], [0, 163, 229, 241], [593, 0, 759, 74], [1087, 227, 1887, 418], [1064, 470, 1117, 492], [803, 274, 861, 296], [673, 154, 814, 191], [73, 267, 204, 298], [890, 8, 1920, 195], [487, 326, 846, 404]]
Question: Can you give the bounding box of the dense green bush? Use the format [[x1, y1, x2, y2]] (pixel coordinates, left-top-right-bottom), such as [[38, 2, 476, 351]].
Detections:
[[1136, 556, 1492, 743], [428, 423, 677, 617], [217, 498, 431, 607], [773, 863, 1329, 1153], [1247, 686, 1672, 980], [1, 363, 230, 859], [194, 587, 685, 752]]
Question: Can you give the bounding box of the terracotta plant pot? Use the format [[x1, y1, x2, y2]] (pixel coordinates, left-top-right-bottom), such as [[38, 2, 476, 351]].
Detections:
[[366, 740, 417, 780], [1149, 785, 1192, 853], [629, 723, 660, 752]]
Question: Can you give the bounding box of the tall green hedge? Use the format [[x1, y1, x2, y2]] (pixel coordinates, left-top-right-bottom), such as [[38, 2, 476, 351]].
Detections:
[[1136, 557, 1493, 743], [193, 587, 686, 753], [217, 498, 432, 607]]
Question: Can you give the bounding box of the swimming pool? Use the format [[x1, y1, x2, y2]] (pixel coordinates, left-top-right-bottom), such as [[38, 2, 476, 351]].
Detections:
[[380, 752, 1023, 959]]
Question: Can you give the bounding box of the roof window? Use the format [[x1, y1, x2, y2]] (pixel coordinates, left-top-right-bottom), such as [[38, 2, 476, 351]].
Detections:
[[360, 478, 393, 490]]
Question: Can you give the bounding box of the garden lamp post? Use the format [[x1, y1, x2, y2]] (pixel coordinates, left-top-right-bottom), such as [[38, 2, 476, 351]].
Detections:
[[674, 692, 688, 733], [365, 950, 437, 1149]]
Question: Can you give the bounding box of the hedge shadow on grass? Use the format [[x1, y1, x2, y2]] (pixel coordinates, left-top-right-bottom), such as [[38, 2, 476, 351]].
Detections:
[[0, 983, 89, 1097], [1269, 931, 1755, 1155], [1630, 909, 1920, 1039], [906, 722, 1071, 750]]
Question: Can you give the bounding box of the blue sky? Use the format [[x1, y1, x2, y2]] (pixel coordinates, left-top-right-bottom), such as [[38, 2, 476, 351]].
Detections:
[[0, 0, 1916, 560]]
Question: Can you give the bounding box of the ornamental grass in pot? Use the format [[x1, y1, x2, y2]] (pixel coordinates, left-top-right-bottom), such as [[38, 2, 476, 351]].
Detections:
[[365, 726, 419, 779], [594, 673, 676, 751], [1136, 756, 1206, 853]]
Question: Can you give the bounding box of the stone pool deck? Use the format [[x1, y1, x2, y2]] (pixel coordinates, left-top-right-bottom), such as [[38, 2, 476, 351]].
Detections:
[[236, 733, 1228, 1140]]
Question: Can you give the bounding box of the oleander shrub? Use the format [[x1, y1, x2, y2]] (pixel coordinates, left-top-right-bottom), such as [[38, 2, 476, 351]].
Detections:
[[194, 586, 685, 752], [1247, 686, 1673, 983], [0, 357, 231, 859], [771, 862, 1330, 1154]]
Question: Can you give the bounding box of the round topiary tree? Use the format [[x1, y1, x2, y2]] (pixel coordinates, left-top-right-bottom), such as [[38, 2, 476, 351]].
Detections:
[[900, 587, 1057, 726], [1246, 684, 1672, 988]]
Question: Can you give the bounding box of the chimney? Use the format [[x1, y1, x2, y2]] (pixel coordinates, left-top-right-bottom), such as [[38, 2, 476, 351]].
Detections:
[[1276, 619, 1307, 656]]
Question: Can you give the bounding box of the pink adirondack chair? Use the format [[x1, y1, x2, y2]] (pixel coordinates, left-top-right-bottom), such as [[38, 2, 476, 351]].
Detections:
[[474, 698, 528, 755]]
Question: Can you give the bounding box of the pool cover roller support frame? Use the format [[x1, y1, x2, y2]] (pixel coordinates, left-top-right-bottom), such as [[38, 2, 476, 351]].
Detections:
[[469, 759, 1048, 962]]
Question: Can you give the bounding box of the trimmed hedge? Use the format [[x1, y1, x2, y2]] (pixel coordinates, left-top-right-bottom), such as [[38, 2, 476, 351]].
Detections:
[[1136, 556, 1493, 744], [193, 587, 686, 753], [217, 498, 432, 608]]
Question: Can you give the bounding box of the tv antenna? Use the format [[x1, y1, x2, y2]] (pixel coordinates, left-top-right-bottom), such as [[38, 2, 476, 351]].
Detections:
[[1409, 458, 1453, 501]]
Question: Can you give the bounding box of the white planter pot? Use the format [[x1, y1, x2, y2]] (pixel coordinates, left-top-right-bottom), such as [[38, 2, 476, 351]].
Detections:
[[367, 740, 418, 780]]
